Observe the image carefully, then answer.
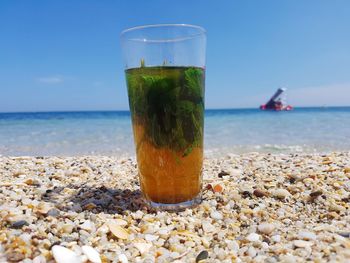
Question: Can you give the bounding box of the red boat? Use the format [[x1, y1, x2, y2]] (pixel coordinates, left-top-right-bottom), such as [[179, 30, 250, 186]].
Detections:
[[260, 88, 293, 111]]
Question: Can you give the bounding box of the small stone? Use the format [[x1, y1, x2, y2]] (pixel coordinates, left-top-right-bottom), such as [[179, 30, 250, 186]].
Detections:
[[329, 203, 346, 212], [246, 233, 260, 242], [293, 240, 312, 248], [83, 203, 97, 210], [338, 232, 350, 238], [97, 224, 109, 235], [295, 221, 303, 229], [47, 208, 60, 217], [258, 223, 275, 235], [309, 190, 323, 198], [6, 251, 25, 262], [11, 220, 29, 229], [24, 178, 40, 186], [202, 221, 216, 233], [134, 242, 152, 254], [226, 240, 239, 252], [230, 169, 242, 176], [298, 231, 317, 241], [113, 219, 128, 226], [19, 233, 31, 244], [271, 235, 281, 243], [195, 250, 209, 262], [253, 189, 268, 198], [61, 224, 74, 234], [205, 184, 213, 192], [213, 184, 223, 193], [261, 242, 269, 250], [273, 189, 291, 199], [210, 211, 223, 220], [218, 171, 230, 178], [145, 234, 159, 242], [79, 220, 94, 232], [82, 245, 101, 263], [118, 254, 128, 263], [13, 170, 25, 177], [209, 200, 217, 207], [281, 254, 297, 263], [108, 222, 128, 239], [247, 246, 257, 258], [32, 255, 46, 263], [72, 204, 82, 212], [37, 202, 53, 215], [170, 252, 180, 259], [52, 245, 80, 263], [133, 210, 144, 220], [344, 167, 350, 174]]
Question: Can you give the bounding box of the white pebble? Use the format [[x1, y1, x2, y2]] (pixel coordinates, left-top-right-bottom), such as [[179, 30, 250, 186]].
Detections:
[[19, 233, 31, 244], [298, 231, 317, 241], [293, 240, 312, 248], [261, 242, 269, 250], [134, 243, 152, 254], [271, 235, 281, 243], [209, 200, 217, 207], [32, 255, 46, 263], [52, 245, 80, 263], [80, 255, 88, 262], [158, 229, 169, 236], [280, 254, 296, 263], [133, 210, 144, 220], [246, 233, 260, 242], [230, 169, 242, 176], [145, 234, 159, 242], [226, 240, 239, 252], [82, 246, 101, 263], [210, 211, 223, 220], [79, 220, 94, 232], [295, 221, 304, 228], [114, 219, 128, 226], [247, 246, 257, 258], [329, 203, 346, 212], [170, 252, 180, 258], [118, 254, 128, 263], [202, 221, 216, 233], [108, 222, 129, 239], [258, 223, 275, 235], [201, 237, 210, 248], [273, 189, 291, 199], [97, 224, 109, 235], [277, 209, 285, 217]]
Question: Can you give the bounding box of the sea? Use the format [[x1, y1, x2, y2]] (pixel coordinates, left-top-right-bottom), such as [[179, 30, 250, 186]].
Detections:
[[0, 107, 349, 157]]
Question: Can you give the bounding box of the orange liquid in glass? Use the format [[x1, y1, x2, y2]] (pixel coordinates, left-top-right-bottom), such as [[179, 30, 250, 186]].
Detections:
[[133, 124, 203, 204]]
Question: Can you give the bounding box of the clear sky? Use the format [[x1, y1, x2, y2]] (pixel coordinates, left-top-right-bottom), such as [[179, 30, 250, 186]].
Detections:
[[1, 0, 350, 112]]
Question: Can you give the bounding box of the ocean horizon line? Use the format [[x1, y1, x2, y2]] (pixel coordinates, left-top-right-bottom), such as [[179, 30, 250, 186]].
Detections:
[[1, 105, 350, 115]]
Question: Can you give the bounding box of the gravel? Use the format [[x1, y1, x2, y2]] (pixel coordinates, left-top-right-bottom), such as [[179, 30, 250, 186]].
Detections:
[[0, 152, 350, 262]]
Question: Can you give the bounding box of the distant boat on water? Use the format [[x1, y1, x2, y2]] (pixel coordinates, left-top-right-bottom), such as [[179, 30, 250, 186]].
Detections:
[[260, 88, 293, 111]]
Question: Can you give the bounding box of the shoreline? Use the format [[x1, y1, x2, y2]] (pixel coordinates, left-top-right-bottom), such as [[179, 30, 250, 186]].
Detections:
[[1, 152, 350, 262]]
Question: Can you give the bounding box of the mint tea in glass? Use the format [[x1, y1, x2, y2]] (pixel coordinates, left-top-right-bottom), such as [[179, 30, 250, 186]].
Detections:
[[121, 24, 206, 211]]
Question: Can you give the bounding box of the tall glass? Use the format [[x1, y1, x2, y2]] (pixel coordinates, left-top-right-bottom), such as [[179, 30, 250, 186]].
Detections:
[[121, 24, 206, 211]]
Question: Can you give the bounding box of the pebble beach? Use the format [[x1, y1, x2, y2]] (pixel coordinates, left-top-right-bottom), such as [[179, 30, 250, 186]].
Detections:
[[1, 152, 350, 263]]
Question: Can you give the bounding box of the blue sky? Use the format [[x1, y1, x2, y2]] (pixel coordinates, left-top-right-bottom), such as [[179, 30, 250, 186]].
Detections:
[[0, 0, 349, 112]]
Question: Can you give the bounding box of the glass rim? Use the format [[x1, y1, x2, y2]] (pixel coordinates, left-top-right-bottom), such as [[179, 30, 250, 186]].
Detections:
[[120, 23, 206, 43]]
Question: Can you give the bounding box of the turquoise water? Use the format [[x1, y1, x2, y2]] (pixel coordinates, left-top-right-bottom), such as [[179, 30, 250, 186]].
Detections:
[[0, 107, 349, 156]]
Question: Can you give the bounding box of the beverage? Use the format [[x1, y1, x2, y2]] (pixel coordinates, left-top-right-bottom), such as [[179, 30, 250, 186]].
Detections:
[[121, 24, 206, 210], [125, 66, 205, 204]]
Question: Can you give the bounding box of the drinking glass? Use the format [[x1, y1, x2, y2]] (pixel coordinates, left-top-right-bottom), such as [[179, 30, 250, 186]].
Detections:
[[121, 24, 206, 211]]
